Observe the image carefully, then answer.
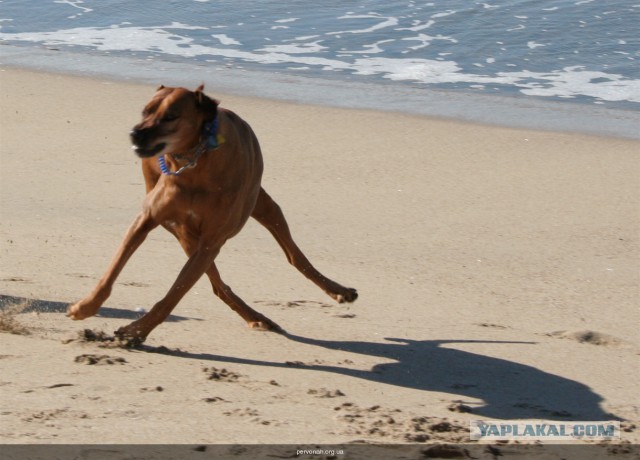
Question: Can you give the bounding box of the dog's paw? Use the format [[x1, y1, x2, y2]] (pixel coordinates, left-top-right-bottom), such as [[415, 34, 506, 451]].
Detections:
[[114, 324, 148, 347], [333, 287, 358, 304], [248, 318, 285, 334], [66, 301, 101, 320]]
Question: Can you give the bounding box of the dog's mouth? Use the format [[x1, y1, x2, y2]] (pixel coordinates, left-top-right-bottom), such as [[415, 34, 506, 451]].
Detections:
[[132, 142, 166, 158]]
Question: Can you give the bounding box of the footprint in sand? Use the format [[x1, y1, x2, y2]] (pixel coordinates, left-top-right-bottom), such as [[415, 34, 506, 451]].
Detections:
[[334, 402, 468, 443], [140, 386, 164, 393], [547, 330, 624, 347], [475, 322, 508, 329], [223, 407, 259, 417], [223, 407, 281, 426], [1, 276, 31, 283], [74, 354, 127, 365], [203, 367, 242, 382], [120, 281, 150, 287], [447, 401, 473, 413], [307, 388, 346, 398], [255, 299, 333, 309], [203, 396, 228, 403]]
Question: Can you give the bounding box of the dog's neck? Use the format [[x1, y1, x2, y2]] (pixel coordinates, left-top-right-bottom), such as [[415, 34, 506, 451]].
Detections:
[[159, 116, 224, 176]]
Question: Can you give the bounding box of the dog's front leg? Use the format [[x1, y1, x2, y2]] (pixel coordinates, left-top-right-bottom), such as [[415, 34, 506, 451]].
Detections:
[[67, 211, 157, 320], [114, 245, 219, 342]]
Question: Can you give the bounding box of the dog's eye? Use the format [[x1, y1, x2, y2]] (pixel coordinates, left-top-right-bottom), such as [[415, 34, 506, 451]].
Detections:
[[161, 114, 179, 122]]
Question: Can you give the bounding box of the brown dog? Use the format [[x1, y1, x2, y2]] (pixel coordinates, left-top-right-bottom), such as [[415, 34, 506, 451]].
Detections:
[[67, 84, 357, 341]]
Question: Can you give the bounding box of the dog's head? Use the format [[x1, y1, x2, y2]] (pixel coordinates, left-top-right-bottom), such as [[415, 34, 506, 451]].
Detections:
[[130, 84, 219, 158]]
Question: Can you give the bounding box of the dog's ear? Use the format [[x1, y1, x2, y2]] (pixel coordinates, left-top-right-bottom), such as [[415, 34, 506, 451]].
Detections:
[[195, 86, 219, 121], [156, 84, 165, 91]]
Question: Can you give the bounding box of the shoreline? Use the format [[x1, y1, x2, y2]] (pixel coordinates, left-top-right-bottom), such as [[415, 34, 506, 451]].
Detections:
[[2, 44, 640, 140], [0, 67, 639, 446]]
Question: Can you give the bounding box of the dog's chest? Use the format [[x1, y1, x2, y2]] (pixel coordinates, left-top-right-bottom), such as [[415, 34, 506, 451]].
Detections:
[[149, 182, 214, 234], [164, 208, 199, 225], [163, 211, 199, 239], [147, 171, 253, 241], [163, 196, 207, 235]]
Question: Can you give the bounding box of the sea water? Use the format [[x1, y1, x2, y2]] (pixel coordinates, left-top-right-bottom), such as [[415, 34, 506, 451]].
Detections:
[[1, 0, 639, 138]]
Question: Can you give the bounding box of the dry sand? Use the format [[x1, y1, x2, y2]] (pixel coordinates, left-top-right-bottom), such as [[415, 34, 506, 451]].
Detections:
[[0, 68, 639, 456]]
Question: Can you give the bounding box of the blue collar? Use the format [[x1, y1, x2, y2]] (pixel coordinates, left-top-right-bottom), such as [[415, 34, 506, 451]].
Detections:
[[203, 117, 220, 149], [158, 116, 222, 176]]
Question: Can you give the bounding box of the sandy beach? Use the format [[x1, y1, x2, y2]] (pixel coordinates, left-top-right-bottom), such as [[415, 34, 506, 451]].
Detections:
[[0, 67, 638, 457]]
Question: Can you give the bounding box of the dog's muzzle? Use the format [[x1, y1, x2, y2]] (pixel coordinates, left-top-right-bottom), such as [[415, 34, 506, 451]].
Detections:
[[130, 128, 166, 158]]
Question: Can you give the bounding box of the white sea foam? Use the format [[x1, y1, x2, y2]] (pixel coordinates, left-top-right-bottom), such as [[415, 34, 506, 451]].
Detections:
[[511, 68, 640, 103], [1, 0, 638, 112], [54, 0, 92, 14], [211, 34, 241, 46], [340, 39, 395, 54], [287, 35, 321, 42], [527, 41, 546, 49], [402, 33, 458, 51], [431, 10, 457, 18], [2, 23, 638, 105], [329, 14, 399, 35], [258, 41, 327, 55], [398, 20, 435, 32]]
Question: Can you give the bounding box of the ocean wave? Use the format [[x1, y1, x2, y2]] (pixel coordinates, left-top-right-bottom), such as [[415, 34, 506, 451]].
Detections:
[[2, 22, 638, 104], [1, 0, 638, 108]]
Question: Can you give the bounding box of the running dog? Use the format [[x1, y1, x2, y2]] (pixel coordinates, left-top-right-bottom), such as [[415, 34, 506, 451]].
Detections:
[[67, 84, 357, 342]]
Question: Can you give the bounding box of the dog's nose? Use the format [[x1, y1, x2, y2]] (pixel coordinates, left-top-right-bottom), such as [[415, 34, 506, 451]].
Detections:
[[130, 128, 144, 145]]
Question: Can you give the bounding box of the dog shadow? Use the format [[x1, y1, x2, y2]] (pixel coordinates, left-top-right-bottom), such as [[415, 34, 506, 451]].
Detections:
[[141, 331, 618, 421], [0, 294, 195, 322], [285, 334, 620, 421]]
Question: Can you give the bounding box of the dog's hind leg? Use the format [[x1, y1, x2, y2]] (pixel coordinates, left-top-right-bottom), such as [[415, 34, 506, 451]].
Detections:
[[205, 263, 283, 332], [251, 188, 358, 303], [160, 230, 282, 332]]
